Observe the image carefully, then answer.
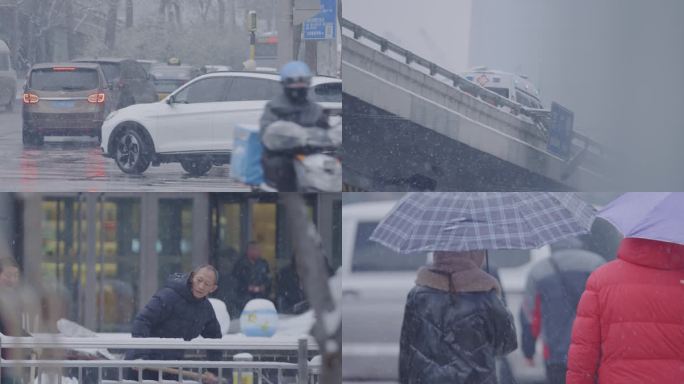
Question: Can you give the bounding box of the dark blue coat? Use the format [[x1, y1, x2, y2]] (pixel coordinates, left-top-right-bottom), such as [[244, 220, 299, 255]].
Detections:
[[125, 273, 222, 361]]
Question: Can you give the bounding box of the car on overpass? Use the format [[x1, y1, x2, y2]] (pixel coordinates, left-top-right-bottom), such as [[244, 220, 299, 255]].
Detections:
[[462, 67, 544, 109], [342, 200, 549, 383], [100, 71, 342, 176]]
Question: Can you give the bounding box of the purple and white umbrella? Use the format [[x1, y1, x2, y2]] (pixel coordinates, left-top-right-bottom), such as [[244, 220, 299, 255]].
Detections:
[[598, 192, 684, 245], [370, 192, 595, 253]]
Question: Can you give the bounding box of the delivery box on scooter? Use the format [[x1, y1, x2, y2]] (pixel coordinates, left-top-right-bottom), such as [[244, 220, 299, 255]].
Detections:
[[230, 124, 263, 185]]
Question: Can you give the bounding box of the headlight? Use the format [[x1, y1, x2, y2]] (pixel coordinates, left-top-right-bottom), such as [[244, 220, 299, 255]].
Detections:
[[104, 110, 118, 121]]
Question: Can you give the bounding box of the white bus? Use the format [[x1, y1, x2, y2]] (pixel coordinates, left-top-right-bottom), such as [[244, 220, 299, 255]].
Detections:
[[462, 67, 544, 109]]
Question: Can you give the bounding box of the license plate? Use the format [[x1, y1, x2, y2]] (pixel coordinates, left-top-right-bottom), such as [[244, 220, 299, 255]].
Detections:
[[53, 100, 75, 109]]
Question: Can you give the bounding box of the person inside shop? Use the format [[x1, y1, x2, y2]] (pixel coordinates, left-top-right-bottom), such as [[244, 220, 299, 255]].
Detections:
[[232, 241, 272, 313]]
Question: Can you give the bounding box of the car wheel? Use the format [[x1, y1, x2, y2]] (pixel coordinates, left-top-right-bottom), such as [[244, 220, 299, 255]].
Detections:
[[22, 124, 44, 147], [180, 158, 213, 176], [114, 128, 151, 174]]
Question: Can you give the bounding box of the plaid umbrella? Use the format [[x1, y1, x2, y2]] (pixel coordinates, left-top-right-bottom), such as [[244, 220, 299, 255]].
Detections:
[[370, 192, 596, 253]]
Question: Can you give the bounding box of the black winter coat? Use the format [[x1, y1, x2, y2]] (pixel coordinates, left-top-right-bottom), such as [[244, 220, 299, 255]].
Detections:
[[259, 93, 329, 191], [399, 286, 517, 384], [125, 273, 222, 362]]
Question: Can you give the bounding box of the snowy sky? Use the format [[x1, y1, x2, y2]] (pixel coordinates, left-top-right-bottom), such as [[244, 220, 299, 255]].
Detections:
[[342, 0, 472, 73]]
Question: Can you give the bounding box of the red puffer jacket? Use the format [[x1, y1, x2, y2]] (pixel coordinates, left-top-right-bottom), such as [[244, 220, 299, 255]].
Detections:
[[566, 237, 684, 384]]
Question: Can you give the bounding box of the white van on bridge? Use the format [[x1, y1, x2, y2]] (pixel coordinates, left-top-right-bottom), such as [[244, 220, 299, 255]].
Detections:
[[462, 67, 544, 109]]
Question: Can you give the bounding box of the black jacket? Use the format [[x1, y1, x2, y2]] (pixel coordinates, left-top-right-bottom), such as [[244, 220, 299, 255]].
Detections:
[[399, 286, 517, 384], [232, 257, 271, 313], [125, 273, 222, 362], [259, 93, 329, 191], [259, 93, 329, 138]]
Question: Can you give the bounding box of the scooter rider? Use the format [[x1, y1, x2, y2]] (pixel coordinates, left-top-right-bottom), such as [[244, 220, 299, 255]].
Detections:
[[259, 61, 329, 191]]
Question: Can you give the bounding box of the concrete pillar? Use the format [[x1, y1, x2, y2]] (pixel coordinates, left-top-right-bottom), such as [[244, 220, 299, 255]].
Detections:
[[83, 194, 97, 330], [192, 193, 210, 266], [138, 193, 159, 309], [277, 0, 295, 66], [21, 193, 43, 284]]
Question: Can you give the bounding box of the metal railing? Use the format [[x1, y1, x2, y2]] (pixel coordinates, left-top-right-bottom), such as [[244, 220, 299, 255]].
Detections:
[[0, 334, 320, 384], [341, 17, 605, 161]]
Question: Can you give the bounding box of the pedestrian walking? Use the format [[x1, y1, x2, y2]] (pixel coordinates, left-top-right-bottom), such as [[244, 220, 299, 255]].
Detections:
[[520, 237, 604, 384], [399, 250, 517, 383], [0, 257, 24, 384], [371, 192, 597, 384], [567, 193, 684, 384]]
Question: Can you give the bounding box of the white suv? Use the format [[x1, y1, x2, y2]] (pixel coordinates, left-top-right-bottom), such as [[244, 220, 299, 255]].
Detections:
[[342, 200, 550, 383], [100, 71, 342, 175]]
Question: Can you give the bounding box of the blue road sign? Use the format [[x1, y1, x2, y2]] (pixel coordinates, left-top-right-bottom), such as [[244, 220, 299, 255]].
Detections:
[[303, 0, 337, 40], [547, 102, 574, 159]]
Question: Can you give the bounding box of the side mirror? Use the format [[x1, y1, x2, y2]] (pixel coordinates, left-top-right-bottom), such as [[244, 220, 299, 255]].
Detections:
[[166, 95, 175, 105]]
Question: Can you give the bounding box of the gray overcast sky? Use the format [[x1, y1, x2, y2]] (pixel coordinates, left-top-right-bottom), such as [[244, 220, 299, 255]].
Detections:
[[343, 0, 472, 73], [343, 0, 684, 189]]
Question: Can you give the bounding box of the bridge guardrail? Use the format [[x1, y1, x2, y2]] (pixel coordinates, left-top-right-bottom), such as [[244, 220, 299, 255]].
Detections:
[[341, 17, 605, 162]]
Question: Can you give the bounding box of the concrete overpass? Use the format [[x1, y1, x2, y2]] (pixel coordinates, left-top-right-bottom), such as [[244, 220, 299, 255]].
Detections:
[[341, 19, 607, 191]]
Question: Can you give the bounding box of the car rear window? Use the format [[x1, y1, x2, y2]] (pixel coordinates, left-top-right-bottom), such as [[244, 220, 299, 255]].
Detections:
[[121, 61, 147, 79], [96, 63, 121, 82], [310, 82, 341, 103], [352, 221, 427, 272], [150, 68, 195, 80], [29, 68, 99, 91], [154, 79, 187, 93]]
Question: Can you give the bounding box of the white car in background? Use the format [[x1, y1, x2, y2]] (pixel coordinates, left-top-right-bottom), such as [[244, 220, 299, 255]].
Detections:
[[342, 200, 549, 383], [100, 71, 342, 176]]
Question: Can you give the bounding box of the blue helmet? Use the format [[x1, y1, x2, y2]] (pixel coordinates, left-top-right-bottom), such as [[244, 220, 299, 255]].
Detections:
[[279, 61, 312, 88]]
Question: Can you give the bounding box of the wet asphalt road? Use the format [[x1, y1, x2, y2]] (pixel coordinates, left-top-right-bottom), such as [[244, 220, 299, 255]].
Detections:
[[0, 101, 250, 192]]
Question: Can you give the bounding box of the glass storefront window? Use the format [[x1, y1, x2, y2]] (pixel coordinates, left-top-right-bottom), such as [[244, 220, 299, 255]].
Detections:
[[96, 198, 140, 332], [41, 198, 83, 326], [40, 197, 141, 332], [157, 199, 193, 286], [211, 200, 245, 317], [251, 202, 277, 274]]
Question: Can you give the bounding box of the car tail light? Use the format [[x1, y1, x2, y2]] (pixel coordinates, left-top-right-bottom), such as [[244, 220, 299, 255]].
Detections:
[[53, 66, 76, 71], [23, 93, 39, 104], [88, 93, 106, 103]]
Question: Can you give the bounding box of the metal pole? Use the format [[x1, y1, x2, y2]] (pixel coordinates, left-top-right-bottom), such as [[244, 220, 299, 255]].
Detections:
[[297, 338, 307, 384], [250, 31, 256, 61], [84, 195, 97, 330], [277, 0, 295, 66], [98, 194, 105, 331]]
